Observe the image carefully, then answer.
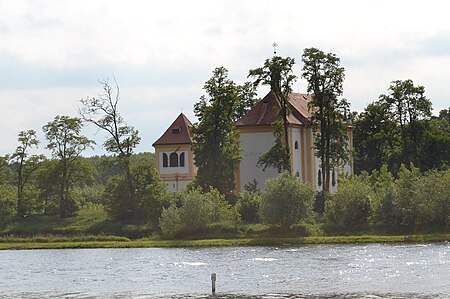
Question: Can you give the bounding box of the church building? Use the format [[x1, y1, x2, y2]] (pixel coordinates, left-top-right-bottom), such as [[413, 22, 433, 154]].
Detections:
[[153, 91, 353, 193]]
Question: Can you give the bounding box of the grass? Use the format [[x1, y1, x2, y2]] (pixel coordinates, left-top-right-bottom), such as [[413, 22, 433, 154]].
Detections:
[[1, 205, 449, 250], [1, 234, 449, 250], [1, 204, 154, 238]]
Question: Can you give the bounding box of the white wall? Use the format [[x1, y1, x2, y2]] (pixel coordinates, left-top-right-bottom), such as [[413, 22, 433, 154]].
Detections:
[[165, 180, 190, 192], [291, 127, 302, 180], [239, 131, 280, 191]]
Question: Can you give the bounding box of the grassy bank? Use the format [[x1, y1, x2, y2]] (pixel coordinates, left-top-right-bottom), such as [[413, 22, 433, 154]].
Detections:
[[1, 233, 449, 250]]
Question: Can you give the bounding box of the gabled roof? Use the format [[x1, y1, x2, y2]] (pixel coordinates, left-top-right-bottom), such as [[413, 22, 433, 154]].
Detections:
[[235, 91, 313, 127], [153, 113, 193, 146]]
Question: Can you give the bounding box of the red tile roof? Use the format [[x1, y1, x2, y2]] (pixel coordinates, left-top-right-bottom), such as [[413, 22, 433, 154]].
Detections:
[[235, 91, 313, 127], [153, 113, 193, 146]]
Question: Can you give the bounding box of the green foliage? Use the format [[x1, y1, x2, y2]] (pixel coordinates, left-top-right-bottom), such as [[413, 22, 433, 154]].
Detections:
[[391, 164, 422, 229], [257, 121, 291, 172], [259, 171, 315, 231], [192, 67, 256, 194], [380, 80, 432, 167], [325, 176, 373, 230], [249, 56, 297, 172], [419, 113, 450, 171], [354, 101, 400, 174], [80, 79, 142, 222], [355, 80, 447, 175], [0, 186, 16, 229], [301, 48, 350, 193], [74, 184, 105, 205], [43, 115, 94, 218], [415, 169, 450, 228], [236, 191, 261, 223], [159, 188, 239, 238], [9, 130, 43, 217], [103, 160, 166, 225]]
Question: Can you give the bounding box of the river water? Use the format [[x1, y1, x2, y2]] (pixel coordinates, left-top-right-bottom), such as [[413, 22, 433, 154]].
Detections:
[[0, 243, 449, 298]]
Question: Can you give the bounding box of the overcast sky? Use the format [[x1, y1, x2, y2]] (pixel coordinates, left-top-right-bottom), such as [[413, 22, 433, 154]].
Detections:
[[1, 0, 449, 156]]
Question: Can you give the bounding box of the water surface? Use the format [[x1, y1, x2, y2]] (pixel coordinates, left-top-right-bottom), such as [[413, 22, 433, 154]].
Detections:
[[0, 243, 449, 298]]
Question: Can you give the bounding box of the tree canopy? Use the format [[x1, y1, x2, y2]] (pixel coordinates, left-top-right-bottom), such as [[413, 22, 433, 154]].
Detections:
[[192, 67, 257, 194], [249, 56, 297, 172], [301, 47, 350, 194]]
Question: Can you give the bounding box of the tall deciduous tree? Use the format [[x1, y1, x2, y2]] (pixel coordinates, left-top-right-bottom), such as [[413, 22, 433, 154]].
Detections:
[[249, 56, 297, 172], [192, 67, 256, 194], [301, 47, 350, 194], [10, 130, 45, 217], [379, 79, 432, 167], [353, 101, 400, 174], [43, 115, 94, 218], [79, 78, 141, 222]]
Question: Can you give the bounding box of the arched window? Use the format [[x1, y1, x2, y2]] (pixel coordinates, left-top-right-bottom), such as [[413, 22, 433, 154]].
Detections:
[[296, 171, 300, 177], [179, 152, 185, 167], [162, 153, 168, 167], [294, 141, 299, 149], [332, 169, 336, 187], [318, 170, 322, 187], [169, 152, 178, 167]]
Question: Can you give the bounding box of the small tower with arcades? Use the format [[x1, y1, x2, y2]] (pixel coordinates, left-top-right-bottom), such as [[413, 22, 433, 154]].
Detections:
[[152, 113, 196, 192]]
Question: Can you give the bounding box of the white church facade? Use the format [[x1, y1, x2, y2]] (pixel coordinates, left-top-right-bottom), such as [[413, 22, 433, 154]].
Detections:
[[153, 91, 353, 193]]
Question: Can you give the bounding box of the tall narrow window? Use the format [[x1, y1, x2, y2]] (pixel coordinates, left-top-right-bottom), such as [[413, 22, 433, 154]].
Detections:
[[332, 169, 336, 187], [169, 152, 178, 167], [162, 153, 168, 167], [179, 152, 185, 167], [318, 170, 322, 187], [294, 141, 299, 149]]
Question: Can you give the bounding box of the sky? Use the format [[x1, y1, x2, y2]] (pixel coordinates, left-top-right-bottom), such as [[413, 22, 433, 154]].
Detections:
[[1, 0, 449, 156]]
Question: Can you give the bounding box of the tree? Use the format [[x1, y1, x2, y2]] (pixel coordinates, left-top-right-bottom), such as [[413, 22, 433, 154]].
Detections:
[[301, 47, 350, 194], [192, 67, 256, 194], [249, 56, 297, 172], [259, 171, 314, 231], [43, 115, 94, 217], [379, 80, 432, 167], [353, 101, 400, 174], [9, 130, 45, 217], [418, 108, 450, 171], [79, 78, 141, 222], [103, 159, 166, 225]]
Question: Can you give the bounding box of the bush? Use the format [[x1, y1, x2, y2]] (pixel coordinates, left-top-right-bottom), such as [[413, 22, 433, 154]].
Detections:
[[391, 164, 422, 230], [325, 176, 373, 230], [159, 189, 240, 238], [236, 191, 261, 223], [416, 169, 450, 228], [259, 171, 315, 231]]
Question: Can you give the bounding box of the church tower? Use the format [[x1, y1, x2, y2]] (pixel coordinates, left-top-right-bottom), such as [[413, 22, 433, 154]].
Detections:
[[152, 113, 196, 192]]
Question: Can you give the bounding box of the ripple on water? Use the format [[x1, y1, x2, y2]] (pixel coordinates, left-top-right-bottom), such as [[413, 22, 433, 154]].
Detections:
[[1, 292, 449, 299]]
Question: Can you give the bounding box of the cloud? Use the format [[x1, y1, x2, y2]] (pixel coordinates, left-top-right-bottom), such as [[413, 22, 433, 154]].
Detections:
[[1, 0, 450, 156]]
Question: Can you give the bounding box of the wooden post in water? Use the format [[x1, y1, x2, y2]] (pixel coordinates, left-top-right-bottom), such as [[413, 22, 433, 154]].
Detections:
[[211, 273, 216, 295]]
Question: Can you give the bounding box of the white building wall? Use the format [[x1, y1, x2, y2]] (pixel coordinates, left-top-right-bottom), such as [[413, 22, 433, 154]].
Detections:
[[165, 180, 190, 192], [291, 128, 302, 180], [239, 131, 280, 191]]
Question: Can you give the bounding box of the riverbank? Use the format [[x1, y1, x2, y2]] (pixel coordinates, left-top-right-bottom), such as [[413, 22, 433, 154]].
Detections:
[[1, 233, 449, 250]]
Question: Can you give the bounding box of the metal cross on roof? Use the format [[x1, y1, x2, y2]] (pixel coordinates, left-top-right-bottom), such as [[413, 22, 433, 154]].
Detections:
[[272, 42, 278, 55]]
